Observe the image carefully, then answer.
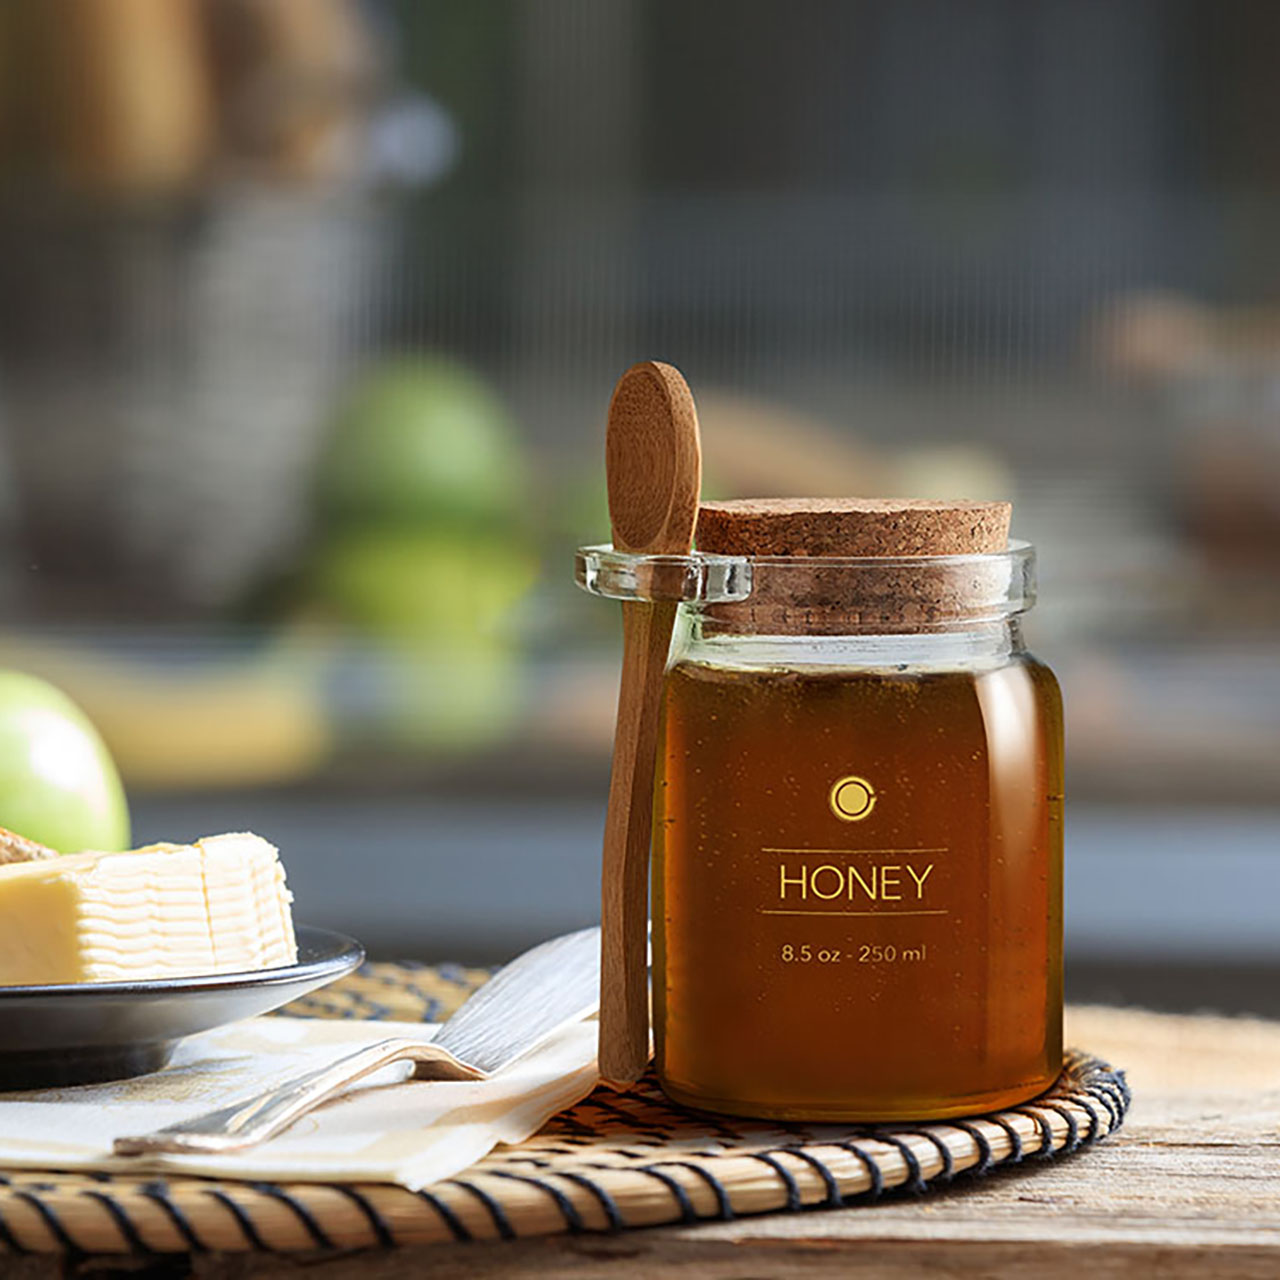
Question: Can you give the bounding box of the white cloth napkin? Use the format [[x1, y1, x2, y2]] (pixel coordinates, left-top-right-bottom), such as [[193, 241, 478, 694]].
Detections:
[[0, 1017, 598, 1190]]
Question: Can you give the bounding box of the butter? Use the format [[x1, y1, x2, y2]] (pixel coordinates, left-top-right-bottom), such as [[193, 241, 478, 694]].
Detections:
[[0, 833, 297, 985]]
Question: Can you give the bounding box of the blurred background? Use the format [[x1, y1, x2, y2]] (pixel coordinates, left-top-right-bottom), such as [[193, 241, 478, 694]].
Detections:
[[0, 0, 1276, 1007]]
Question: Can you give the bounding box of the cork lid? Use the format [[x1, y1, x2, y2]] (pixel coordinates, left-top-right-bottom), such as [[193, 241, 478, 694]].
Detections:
[[689, 498, 1019, 635], [696, 498, 1011, 558]]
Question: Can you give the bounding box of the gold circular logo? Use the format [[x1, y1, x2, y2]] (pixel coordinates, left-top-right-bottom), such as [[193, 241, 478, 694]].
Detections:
[[829, 775, 876, 822]]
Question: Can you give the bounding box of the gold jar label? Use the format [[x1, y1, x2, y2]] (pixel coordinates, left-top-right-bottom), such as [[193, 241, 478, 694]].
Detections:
[[828, 774, 876, 821]]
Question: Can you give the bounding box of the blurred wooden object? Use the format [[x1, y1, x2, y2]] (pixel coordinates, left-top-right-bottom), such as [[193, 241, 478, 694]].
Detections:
[[1091, 292, 1280, 576], [0, 7, 22, 174], [32, 0, 214, 191], [0, 0, 379, 189], [696, 391, 889, 498], [206, 0, 379, 181], [695, 391, 1012, 504], [1094, 290, 1280, 378]]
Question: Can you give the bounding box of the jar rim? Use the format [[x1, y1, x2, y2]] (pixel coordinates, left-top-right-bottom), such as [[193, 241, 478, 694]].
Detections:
[[575, 540, 1035, 606]]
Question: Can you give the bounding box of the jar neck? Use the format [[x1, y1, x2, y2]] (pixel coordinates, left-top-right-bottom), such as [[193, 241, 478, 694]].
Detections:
[[677, 612, 1027, 671]]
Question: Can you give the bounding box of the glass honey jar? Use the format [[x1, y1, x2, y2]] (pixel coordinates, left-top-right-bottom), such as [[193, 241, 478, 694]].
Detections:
[[578, 498, 1063, 1122]]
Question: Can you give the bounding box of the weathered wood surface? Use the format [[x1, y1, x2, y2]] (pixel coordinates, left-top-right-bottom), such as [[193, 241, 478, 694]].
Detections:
[[7, 1005, 1279, 1278]]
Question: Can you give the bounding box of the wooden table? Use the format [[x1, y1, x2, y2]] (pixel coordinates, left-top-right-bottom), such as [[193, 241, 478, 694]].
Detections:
[[6, 1006, 1279, 1278]]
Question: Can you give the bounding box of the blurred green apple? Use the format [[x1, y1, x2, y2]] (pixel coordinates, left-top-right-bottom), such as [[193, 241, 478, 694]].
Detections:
[[0, 672, 129, 853], [319, 357, 526, 530], [312, 530, 536, 644], [310, 532, 535, 750]]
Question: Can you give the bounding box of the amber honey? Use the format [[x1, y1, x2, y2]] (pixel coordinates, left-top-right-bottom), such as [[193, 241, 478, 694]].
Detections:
[[654, 645, 1063, 1121]]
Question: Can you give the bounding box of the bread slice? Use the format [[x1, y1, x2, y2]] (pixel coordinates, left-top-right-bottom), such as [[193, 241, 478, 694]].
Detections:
[[0, 827, 59, 865]]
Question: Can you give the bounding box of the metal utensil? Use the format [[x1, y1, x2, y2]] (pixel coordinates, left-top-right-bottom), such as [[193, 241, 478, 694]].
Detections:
[[114, 925, 601, 1156]]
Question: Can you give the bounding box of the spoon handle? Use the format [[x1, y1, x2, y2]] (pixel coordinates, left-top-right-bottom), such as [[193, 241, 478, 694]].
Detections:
[[599, 598, 677, 1084]]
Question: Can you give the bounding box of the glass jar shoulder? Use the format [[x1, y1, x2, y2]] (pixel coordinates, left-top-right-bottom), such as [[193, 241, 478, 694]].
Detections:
[[672, 619, 1039, 678]]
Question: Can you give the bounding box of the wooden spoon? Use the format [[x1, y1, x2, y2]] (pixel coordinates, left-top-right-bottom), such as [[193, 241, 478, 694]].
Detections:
[[600, 362, 702, 1086]]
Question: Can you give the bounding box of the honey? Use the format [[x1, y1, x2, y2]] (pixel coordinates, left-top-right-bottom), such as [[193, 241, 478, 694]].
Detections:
[[654, 653, 1063, 1120]]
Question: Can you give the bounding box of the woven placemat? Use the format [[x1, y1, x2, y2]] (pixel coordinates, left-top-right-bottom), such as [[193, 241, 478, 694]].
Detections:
[[0, 963, 1129, 1255]]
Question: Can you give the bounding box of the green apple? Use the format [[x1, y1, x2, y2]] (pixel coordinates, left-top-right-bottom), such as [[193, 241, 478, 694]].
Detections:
[[318, 357, 526, 530], [0, 672, 129, 853], [309, 531, 534, 750], [311, 530, 537, 644]]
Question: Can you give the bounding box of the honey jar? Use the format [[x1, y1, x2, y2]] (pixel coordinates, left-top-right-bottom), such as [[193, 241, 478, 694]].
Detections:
[[579, 498, 1063, 1121]]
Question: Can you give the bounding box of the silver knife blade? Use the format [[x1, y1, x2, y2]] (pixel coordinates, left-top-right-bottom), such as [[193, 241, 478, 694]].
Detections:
[[432, 925, 601, 1075]]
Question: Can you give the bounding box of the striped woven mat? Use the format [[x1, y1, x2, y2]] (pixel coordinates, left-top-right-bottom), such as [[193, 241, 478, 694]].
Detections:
[[0, 962, 1129, 1254]]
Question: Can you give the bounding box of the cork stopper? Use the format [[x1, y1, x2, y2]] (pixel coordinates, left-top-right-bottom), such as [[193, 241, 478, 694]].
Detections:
[[696, 498, 1011, 558], [691, 498, 1017, 635]]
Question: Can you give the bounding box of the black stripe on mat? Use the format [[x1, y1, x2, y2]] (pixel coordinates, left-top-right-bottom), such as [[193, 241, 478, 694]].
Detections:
[[248, 1184, 334, 1250], [11, 1191, 82, 1256], [986, 1114, 1024, 1162], [1036, 1102, 1082, 1153], [1116, 1071, 1133, 1108], [1087, 1080, 1124, 1128], [447, 1179, 518, 1240], [600, 1088, 746, 1143], [611, 1145, 671, 1160], [1062, 1092, 1106, 1142], [1087, 1085, 1120, 1129], [831, 1141, 884, 1198], [486, 1170, 585, 1234], [545, 1108, 600, 1140], [780, 1148, 843, 1208], [896, 1128, 955, 1181], [82, 1190, 150, 1255], [948, 1120, 994, 1175], [327, 1185, 396, 1248], [579, 1094, 691, 1144], [1116, 1078, 1133, 1116], [0, 1202, 27, 1254], [554, 1171, 626, 1231], [619, 1165, 697, 1224], [140, 1181, 206, 1253], [413, 1189, 472, 1243], [644, 1161, 734, 1220], [867, 1134, 925, 1193], [1081, 1070, 1128, 1121], [204, 1189, 270, 1252], [1011, 1108, 1057, 1158], [748, 1152, 802, 1212]]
